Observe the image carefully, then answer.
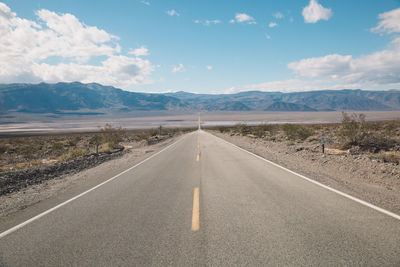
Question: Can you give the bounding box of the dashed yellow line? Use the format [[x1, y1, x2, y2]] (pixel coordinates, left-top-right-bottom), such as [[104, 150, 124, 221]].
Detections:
[[196, 153, 200, 161], [191, 187, 200, 231]]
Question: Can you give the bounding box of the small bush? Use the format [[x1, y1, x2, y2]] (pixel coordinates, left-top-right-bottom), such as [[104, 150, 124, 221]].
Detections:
[[282, 124, 313, 141], [339, 113, 397, 152], [100, 124, 126, 149], [338, 112, 366, 147], [251, 124, 279, 137], [52, 142, 64, 152], [217, 126, 230, 133], [0, 144, 7, 154], [377, 151, 400, 164], [357, 132, 396, 153], [234, 123, 251, 135], [58, 148, 89, 161]]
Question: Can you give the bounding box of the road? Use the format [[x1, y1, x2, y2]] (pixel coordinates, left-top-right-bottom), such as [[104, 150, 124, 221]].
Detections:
[[0, 130, 400, 266]]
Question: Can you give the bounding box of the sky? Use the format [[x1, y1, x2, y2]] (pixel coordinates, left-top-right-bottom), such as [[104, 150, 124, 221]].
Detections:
[[1, 0, 400, 93]]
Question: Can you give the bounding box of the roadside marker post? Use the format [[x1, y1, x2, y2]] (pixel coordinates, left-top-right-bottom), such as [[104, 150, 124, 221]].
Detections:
[[322, 133, 325, 154]]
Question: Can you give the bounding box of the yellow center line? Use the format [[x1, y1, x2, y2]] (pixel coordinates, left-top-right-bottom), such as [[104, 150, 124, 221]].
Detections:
[[196, 153, 200, 161], [191, 187, 200, 231]]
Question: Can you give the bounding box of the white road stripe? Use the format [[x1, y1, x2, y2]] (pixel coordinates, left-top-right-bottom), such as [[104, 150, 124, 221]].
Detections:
[[207, 131, 400, 221], [0, 133, 192, 239]]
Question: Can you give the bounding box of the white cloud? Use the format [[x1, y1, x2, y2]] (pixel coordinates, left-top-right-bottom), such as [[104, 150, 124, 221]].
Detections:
[[206, 65, 213, 70], [0, 3, 154, 87], [166, 9, 179, 17], [140, 0, 150, 6], [269, 22, 278, 28], [371, 8, 400, 34], [238, 7, 400, 93], [239, 78, 363, 93], [172, 64, 185, 73], [194, 19, 221, 26], [232, 13, 256, 24], [287, 37, 400, 86], [265, 34, 271, 40], [273, 12, 284, 19], [129, 46, 149, 56], [288, 54, 352, 78], [287, 7, 400, 88], [302, 0, 333, 23]]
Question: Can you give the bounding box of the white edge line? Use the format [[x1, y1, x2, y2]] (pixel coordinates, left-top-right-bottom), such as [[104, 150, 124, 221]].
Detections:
[[0, 132, 192, 239], [207, 131, 400, 221]]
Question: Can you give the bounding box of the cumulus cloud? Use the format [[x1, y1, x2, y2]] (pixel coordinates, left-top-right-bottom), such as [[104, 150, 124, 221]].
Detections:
[[371, 8, 400, 34], [172, 64, 185, 73], [232, 13, 256, 24], [194, 19, 221, 26], [302, 0, 333, 23], [265, 34, 271, 40], [288, 38, 400, 86], [129, 46, 149, 56], [288, 7, 400, 88], [239, 78, 362, 93], [0, 3, 154, 87], [140, 0, 150, 6], [268, 22, 278, 28], [166, 9, 179, 16], [238, 7, 400, 92], [206, 65, 213, 70]]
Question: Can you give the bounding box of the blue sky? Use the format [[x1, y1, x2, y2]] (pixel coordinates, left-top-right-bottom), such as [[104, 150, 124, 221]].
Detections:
[[1, 0, 400, 93]]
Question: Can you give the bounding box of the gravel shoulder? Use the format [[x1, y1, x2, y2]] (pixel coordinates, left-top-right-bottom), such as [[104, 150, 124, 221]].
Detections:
[[0, 134, 183, 224], [211, 131, 400, 215]]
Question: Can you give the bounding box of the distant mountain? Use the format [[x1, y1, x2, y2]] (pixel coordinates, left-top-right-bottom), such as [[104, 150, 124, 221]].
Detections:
[[0, 82, 187, 114], [265, 101, 316, 112], [166, 89, 397, 111], [0, 82, 399, 115]]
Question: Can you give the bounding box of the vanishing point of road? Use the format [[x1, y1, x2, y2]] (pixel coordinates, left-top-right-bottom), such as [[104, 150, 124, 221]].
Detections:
[[0, 130, 399, 266]]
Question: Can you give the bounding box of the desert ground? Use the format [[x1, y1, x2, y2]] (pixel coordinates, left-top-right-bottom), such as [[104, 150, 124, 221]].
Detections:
[[1, 110, 400, 135]]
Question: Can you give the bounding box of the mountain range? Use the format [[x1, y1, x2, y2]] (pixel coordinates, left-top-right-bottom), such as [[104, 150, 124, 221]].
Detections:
[[1, 82, 400, 115]]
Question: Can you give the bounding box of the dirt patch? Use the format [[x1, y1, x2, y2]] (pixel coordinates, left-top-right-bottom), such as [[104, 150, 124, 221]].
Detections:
[[211, 131, 400, 215]]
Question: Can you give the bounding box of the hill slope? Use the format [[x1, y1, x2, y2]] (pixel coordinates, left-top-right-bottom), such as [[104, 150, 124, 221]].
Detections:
[[265, 101, 316, 112], [0, 83, 399, 114], [0, 82, 186, 113]]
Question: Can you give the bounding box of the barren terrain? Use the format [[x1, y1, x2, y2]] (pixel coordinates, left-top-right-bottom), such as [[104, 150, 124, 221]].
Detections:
[[1, 110, 400, 134]]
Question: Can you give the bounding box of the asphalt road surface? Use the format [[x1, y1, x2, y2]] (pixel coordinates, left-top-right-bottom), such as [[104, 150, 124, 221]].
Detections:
[[0, 130, 400, 266]]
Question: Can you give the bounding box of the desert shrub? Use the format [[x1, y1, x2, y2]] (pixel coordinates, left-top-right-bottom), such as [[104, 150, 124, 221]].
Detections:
[[149, 128, 159, 137], [338, 112, 366, 147], [52, 142, 64, 152], [100, 124, 125, 148], [376, 151, 400, 164], [252, 126, 265, 138], [0, 144, 7, 154], [282, 124, 313, 141], [234, 123, 251, 135], [217, 126, 230, 133], [357, 132, 396, 153], [384, 121, 397, 136], [67, 136, 81, 147], [339, 112, 397, 152], [58, 148, 89, 161]]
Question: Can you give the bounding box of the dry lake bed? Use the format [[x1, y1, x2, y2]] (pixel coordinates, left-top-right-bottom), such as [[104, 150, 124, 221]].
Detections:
[[1, 111, 400, 134]]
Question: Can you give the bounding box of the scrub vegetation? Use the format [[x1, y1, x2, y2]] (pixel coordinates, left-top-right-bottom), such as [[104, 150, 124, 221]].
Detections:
[[0, 125, 193, 172], [211, 112, 400, 163]]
